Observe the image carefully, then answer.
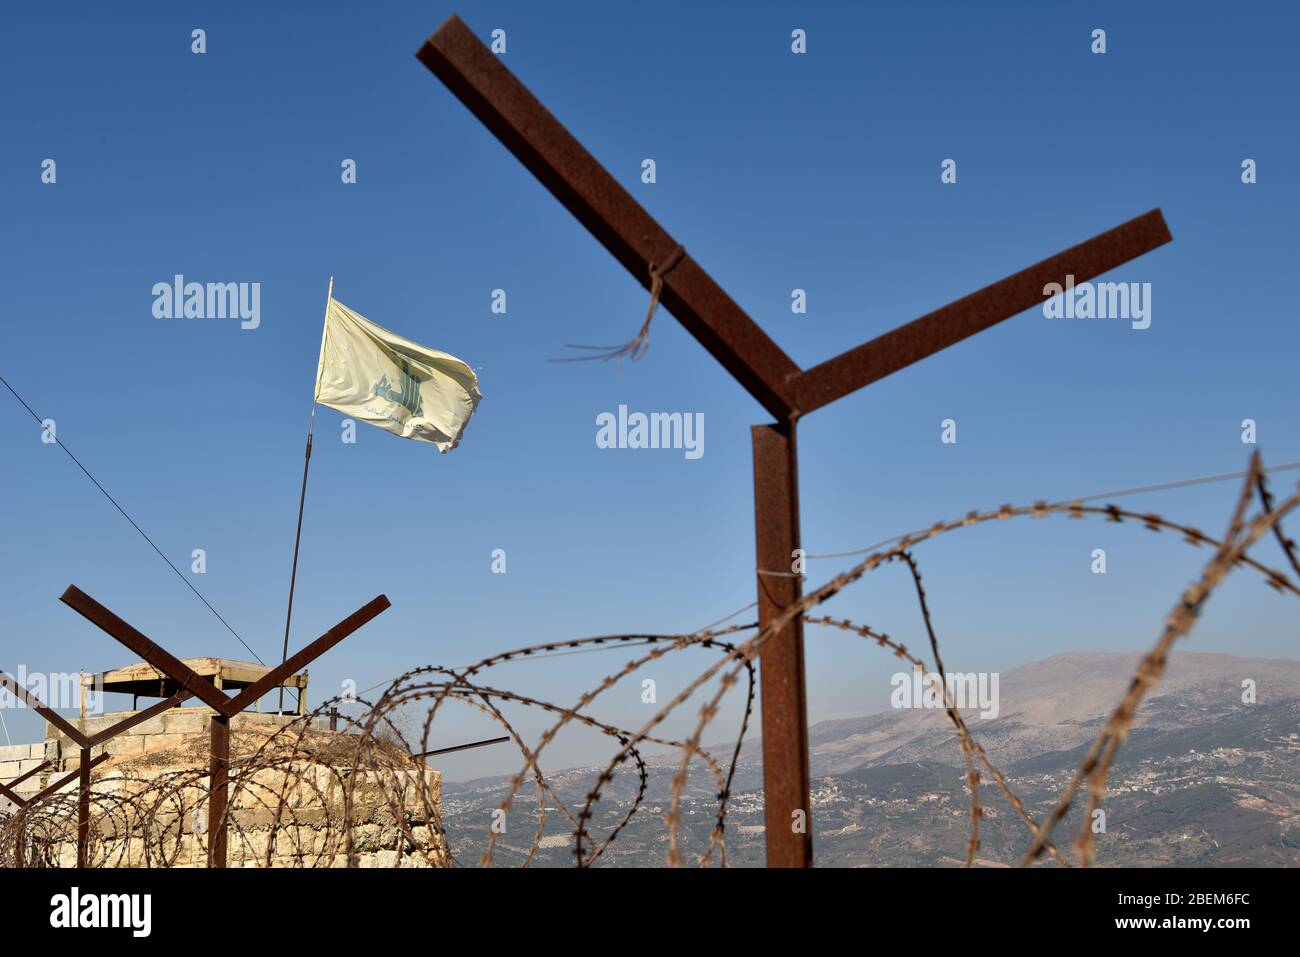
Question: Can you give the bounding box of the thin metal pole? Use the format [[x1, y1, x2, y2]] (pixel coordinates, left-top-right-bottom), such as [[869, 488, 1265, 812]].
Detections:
[[416, 736, 511, 758], [278, 276, 333, 714]]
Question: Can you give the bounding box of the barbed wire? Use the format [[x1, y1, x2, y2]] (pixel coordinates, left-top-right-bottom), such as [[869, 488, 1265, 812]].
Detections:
[[2, 453, 1295, 867], [796, 458, 1300, 563]]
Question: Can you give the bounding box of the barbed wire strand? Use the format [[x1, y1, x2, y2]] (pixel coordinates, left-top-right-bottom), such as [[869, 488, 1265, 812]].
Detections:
[[797, 459, 1300, 564]]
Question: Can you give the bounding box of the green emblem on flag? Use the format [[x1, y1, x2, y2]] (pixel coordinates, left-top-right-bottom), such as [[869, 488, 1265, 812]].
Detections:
[[371, 356, 425, 417]]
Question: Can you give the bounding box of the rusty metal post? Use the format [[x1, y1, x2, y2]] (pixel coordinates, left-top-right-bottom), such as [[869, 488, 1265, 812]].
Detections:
[[208, 713, 229, 867], [752, 421, 812, 867], [76, 747, 90, 867], [413, 14, 1174, 869]]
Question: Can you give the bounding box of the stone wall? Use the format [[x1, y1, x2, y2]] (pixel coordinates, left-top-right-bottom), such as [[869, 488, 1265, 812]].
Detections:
[[3, 707, 447, 867], [44, 707, 325, 768], [0, 743, 48, 811]]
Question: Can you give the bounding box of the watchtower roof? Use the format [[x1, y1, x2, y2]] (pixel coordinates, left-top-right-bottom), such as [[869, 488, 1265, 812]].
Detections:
[[86, 657, 307, 712]]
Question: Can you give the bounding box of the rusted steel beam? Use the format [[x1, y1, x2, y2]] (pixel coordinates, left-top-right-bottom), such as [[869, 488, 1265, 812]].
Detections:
[[208, 713, 229, 867], [28, 752, 108, 805], [416, 16, 802, 421], [59, 585, 233, 714], [417, 735, 510, 758], [224, 595, 390, 714], [76, 748, 90, 867], [84, 690, 192, 747], [4, 759, 51, 793], [0, 670, 88, 748], [794, 209, 1172, 414], [0, 783, 25, 808], [752, 422, 812, 867], [0, 763, 48, 808], [413, 17, 1174, 873]]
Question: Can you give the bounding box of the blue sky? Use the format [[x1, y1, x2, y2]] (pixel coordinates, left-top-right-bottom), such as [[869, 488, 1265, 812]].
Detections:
[[1, 1, 1296, 779]]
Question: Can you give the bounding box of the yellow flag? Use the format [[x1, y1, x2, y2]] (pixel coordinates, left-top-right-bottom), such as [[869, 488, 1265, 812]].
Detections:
[[314, 298, 482, 452]]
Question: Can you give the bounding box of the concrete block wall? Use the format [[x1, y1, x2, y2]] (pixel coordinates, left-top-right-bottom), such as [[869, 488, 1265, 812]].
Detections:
[[52, 740, 445, 867], [43, 708, 333, 775], [0, 742, 48, 810], [9, 708, 448, 867]]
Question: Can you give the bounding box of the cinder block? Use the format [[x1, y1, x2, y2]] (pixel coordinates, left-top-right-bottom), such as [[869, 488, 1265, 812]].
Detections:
[[143, 733, 189, 752], [46, 719, 88, 743], [0, 757, 45, 779], [234, 712, 277, 728], [119, 715, 167, 737], [162, 711, 212, 734], [105, 735, 145, 757], [46, 774, 79, 795], [0, 744, 33, 762]]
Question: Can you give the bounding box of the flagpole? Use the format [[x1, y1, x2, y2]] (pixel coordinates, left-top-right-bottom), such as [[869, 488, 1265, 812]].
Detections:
[[278, 275, 333, 714]]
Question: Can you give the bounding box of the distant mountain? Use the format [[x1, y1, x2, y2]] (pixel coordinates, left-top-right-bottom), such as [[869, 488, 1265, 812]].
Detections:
[[798, 651, 1300, 776], [440, 651, 1300, 866]]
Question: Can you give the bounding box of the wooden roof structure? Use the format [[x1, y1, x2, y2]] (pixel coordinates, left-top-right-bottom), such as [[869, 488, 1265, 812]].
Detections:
[[81, 657, 309, 716]]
